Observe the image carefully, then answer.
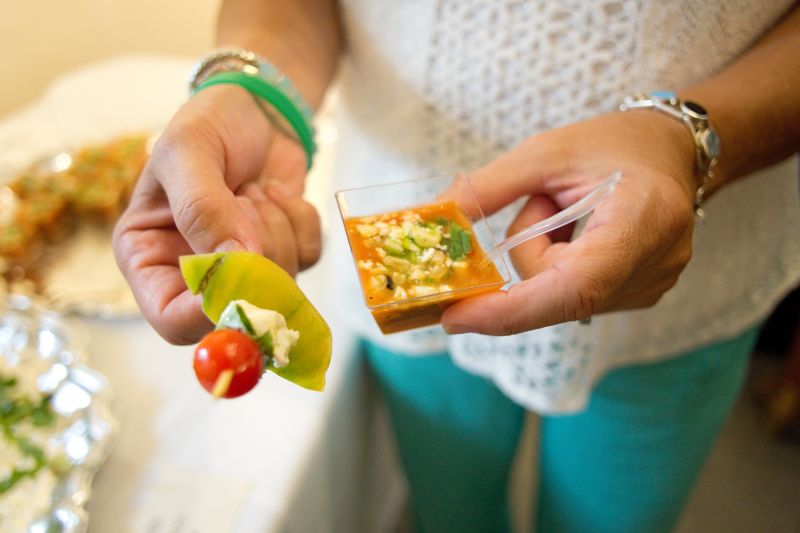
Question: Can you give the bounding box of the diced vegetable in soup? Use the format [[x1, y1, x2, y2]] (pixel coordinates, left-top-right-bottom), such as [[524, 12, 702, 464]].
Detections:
[[344, 201, 505, 333]]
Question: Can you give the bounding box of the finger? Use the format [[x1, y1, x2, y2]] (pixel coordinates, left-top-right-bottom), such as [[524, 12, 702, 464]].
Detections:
[[506, 195, 572, 279], [149, 132, 262, 255], [113, 225, 213, 344], [438, 138, 572, 221], [267, 181, 322, 270], [137, 268, 213, 344], [260, 133, 308, 195], [459, 134, 579, 219], [242, 183, 300, 276], [466, 148, 548, 216]]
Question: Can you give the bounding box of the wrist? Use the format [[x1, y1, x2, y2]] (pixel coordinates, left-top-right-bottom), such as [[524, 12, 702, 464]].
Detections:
[[676, 87, 731, 194], [190, 48, 318, 169], [620, 92, 720, 217], [614, 110, 698, 204], [216, 32, 329, 110]]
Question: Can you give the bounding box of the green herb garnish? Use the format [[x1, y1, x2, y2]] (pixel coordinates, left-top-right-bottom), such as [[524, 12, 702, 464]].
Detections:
[[258, 331, 274, 358], [0, 466, 38, 494], [0, 374, 58, 495], [236, 304, 256, 336], [447, 222, 472, 260], [30, 398, 55, 427]]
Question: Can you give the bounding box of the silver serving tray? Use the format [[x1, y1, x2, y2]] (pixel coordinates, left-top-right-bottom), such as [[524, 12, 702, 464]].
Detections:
[[0, 294, 117, 533]]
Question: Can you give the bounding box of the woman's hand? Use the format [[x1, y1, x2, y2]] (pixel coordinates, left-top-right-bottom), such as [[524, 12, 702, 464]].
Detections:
[[441, 111, 699, 335], [441, 5, 800, 337], [113, 85, 321, 344]]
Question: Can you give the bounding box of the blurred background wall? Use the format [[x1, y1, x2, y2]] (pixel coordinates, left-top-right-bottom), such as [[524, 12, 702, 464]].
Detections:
[[0, 0, 221, 118]]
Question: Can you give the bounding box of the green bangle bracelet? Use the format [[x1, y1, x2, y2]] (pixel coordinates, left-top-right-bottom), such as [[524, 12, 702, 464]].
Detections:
[[193, 71, 318, 169]]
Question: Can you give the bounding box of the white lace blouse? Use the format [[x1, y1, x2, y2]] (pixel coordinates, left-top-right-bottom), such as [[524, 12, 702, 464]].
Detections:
[[328, 0, 800, 413]]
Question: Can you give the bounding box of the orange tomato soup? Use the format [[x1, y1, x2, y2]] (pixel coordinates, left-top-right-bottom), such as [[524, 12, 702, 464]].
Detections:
[[343, 201, 505, 333]]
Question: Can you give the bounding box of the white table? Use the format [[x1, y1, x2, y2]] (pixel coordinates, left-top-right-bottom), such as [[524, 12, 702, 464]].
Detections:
[[1, 56, 406, 533]]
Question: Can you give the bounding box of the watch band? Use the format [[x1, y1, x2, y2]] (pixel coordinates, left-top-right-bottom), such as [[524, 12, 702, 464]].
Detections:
[[620, 91, 720, 219]]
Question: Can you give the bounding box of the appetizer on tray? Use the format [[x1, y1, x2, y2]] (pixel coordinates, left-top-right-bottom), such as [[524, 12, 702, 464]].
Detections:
[[1, 135, 149, 261], [1, 134, 151, 313]]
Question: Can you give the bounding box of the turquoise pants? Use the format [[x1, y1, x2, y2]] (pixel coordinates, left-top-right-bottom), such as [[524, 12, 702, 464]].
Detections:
[[364, 327, 759, 533]]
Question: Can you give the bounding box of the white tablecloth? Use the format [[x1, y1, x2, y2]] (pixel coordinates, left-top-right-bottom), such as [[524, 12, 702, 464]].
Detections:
[[0, 56, 406, 533]]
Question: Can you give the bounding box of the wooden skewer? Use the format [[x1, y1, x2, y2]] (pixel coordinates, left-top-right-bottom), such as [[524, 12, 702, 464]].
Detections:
[[211, 369, 234, 399]]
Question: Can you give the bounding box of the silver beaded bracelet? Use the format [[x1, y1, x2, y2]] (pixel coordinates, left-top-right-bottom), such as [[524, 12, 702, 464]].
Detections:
[[188, 47, 314, 122], [188, 48, 317, 168]]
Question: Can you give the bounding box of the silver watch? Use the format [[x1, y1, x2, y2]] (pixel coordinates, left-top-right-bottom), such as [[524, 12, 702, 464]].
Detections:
[[620, 91, 720, 218]]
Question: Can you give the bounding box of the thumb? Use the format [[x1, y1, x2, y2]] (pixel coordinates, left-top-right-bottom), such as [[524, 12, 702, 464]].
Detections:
[[441, 202, 633, 335], [152, 139, 262, 255]]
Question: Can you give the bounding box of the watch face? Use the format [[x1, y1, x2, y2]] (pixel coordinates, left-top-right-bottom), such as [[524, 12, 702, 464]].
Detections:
[[682, 100, 709, 120]]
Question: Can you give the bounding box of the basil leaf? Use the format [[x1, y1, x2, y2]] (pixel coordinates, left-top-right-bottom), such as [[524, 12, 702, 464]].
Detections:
[[235, 304, 256, 336], [258, 331, 274, 356], [447, 222, 472, 260]]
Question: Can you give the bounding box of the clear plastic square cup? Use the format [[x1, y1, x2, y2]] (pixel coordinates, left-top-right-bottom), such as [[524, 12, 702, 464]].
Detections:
[[335, 174, 511, 334]]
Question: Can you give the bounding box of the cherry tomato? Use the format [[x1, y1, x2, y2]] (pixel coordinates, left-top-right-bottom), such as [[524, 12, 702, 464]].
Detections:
[[194, 329, 264, 399]]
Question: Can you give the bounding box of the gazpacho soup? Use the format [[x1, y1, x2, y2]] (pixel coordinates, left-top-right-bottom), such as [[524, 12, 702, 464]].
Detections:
[[343, 201, 505, 333]]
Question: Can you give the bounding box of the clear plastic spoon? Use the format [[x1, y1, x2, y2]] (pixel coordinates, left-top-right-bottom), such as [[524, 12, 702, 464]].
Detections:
[[486, 171, 621, 261]]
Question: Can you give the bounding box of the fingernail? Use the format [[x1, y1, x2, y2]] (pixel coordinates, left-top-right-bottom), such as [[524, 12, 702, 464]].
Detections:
[[214, 238, 245, 252], [443, 323, 473, 335]]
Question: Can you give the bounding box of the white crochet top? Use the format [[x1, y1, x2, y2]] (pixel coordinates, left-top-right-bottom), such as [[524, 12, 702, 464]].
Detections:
[[329, 0, 800, 413]]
